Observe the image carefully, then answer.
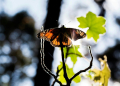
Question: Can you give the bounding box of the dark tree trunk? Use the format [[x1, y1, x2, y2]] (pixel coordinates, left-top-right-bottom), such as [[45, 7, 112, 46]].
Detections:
[[34, 0, 62, 86]]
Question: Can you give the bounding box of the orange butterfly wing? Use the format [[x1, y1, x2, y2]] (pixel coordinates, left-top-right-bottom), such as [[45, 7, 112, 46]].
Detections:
[[37, 28, 59, 41], [50, 34, 72, 47], [37, 27, 86, 47]]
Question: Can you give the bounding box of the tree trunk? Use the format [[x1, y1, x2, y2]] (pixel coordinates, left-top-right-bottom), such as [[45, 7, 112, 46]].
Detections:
[[34, 0, 62, 86]]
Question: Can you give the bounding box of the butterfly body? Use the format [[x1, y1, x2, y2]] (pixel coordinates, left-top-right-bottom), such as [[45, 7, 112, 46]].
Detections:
[[37, 25, 86, 47]]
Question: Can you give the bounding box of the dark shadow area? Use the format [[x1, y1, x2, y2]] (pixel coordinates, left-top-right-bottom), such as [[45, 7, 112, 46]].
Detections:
[[34, 0, 62, 86]]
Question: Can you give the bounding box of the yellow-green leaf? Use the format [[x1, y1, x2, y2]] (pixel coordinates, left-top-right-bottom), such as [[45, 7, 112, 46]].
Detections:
[[63, 45, 82, 64], [91, 55, 111, 86], [77, 11, 106, 42]]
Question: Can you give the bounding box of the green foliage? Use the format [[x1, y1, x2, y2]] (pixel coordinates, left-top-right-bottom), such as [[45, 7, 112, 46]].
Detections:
[[58, 62, 81, 84], [77, 11, 106, 42], [63, 45, 82, 64], [58, 45, 82, 84]]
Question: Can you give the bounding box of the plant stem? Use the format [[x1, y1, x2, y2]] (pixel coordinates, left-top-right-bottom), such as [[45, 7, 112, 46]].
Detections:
[[41, 54, 62, 85], [60, 33, 69, 85]]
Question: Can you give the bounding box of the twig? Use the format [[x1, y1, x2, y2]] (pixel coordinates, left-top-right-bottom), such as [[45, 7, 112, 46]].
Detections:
[[60, 33, 69, 83], [83, 56, 100, 70], [51, 80, 56, 86], [40, 39, 62, 85], [41, 56, 62, 85], [51, 67, 63, 86], [69, 46, 93, 82]]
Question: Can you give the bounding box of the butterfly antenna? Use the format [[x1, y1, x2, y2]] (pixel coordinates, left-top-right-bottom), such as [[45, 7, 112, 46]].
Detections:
[[65, 21, 71, 25], [64, 21, 72, 26]]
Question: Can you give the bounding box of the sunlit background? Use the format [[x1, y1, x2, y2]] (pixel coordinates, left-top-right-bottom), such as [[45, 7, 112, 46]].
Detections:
[[0, 0, 120, 86]]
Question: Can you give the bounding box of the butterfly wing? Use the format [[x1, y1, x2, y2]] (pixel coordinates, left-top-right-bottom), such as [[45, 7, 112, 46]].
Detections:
[[50, 34, 72, 47], [64, 28, 86, 41], [37, 27, 86, 47], [37, 28, 60, 41]]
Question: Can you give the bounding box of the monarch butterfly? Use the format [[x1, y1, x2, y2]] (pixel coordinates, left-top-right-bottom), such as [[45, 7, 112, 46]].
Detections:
[[37, 25, 86, 47]]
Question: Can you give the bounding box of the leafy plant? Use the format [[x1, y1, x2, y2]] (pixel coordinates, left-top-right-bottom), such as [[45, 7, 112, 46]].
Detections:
[[39, 11, 111, 86], [58, 61, 81, 84]]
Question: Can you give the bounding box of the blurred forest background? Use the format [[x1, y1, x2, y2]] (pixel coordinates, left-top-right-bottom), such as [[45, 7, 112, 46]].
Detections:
[[0, 0, 120, 86]]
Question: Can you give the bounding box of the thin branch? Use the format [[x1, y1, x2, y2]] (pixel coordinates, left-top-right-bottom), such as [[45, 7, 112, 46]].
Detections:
[[41, 56, 53, 76], [67, 51, 99, 69], [41, 55, 62, 86], [61, 45, 69, 81], [51, 67, 63, 86], [40, 34, 62, 85], [70, 46, 93, 82], [83, 56, 100, 70], [51, 80, 56, 86], [60, 33, 69, 82], [40, 38, 54, 76]]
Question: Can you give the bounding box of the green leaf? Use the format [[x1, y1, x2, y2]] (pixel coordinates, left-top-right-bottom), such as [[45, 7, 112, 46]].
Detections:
[[66, 64, 81, 83], [68, 45, 82, 64], [77, 11, 106, 42], [77, 17, 87, 28], [58, 62, 66, 84], [63, 45, 83, 64], [63, 47, 67, 58], [91, 56, 111, 86], [58, 62, 81, 84]]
